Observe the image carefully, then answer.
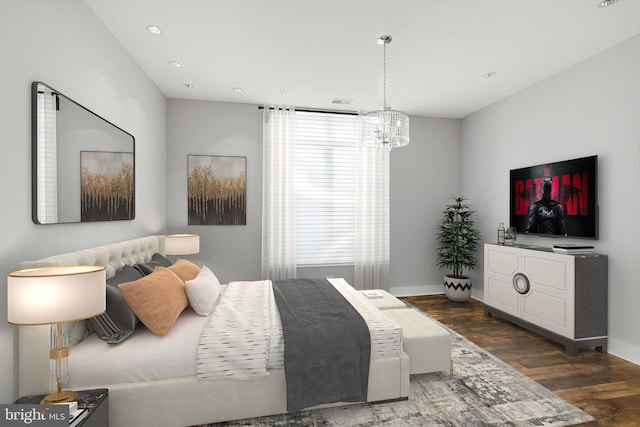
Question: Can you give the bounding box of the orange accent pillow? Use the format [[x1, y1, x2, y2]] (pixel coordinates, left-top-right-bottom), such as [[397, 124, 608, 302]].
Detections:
[[118, 267, 189, 336], [169, 259, 201, 282]]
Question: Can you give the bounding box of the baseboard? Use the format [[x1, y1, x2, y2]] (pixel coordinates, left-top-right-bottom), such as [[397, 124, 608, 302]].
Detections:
[[608, 337, 640, 367], [390, 284, 444, 297], [390, 285, 486, 301], [472, 290, 485, 301]]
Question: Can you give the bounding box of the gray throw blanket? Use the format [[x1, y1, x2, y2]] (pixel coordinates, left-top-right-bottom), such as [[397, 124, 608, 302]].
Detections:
[[272, 278, 371, 412]]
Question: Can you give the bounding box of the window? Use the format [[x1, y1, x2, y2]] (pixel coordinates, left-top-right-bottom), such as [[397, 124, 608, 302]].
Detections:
[[294, 111, 358, 266], [263, 106, 389, 284]]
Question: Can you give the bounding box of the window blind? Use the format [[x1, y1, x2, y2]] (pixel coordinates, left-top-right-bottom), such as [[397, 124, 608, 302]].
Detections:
[[295, 111, 357, 266], [36, 90, 57, 223]]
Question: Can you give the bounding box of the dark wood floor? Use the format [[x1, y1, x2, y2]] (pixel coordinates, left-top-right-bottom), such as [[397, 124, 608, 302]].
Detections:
[[401, 295, 640, 427]]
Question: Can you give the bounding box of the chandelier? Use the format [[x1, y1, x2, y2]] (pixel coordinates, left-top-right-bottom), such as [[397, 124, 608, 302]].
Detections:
[[362, 35, 410, 150]]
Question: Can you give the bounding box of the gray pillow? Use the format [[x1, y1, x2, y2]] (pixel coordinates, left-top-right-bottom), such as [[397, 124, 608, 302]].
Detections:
[[135, 253, 173, 275], [89, 265, 144, 344]]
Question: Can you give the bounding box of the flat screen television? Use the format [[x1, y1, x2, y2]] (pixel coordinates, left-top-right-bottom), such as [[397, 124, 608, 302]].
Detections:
[[509, 155, 598, 239]]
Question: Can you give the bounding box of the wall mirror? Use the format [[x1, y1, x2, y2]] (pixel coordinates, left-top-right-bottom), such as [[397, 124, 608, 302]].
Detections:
[[32, 81, 135, 224]]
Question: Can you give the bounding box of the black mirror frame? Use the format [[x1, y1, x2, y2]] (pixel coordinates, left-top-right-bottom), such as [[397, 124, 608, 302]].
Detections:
[[31, 81, 136, 224]]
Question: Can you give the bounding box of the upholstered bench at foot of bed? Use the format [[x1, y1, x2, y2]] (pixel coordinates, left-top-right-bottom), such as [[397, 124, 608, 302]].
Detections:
[[358, 289, 408, 310], [382, 308, 452, 375]]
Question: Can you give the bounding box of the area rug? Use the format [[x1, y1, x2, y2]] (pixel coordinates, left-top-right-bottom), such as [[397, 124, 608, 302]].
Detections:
[[206, 311, 595, 427]]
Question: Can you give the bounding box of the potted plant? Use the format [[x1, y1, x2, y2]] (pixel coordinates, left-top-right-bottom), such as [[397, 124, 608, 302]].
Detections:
[[436, 196, 481, 302]]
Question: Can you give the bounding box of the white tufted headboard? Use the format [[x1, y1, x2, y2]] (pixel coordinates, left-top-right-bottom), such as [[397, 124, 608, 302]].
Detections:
[[19, 235, 165, 279], [17, 235, 165, 395]]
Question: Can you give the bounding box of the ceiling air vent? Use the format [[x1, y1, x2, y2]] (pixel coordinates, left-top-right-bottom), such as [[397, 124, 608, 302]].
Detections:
[[331, 98, 353, 105]]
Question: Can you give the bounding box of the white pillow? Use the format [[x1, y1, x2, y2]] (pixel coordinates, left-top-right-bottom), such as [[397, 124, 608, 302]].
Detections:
[[185, 265, 221, 316]]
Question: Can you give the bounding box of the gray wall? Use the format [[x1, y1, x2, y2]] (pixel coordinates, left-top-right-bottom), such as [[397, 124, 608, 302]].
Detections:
[[0, 0, 168, 403], [166, 101, 462, 290], [462, 35, 640, 364], [166, 100, 264, 283], [391, 117, 463, 296]]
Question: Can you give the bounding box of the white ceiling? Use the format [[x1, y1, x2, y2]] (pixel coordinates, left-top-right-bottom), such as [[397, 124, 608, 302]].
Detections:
[[84, 0, 640, 119]]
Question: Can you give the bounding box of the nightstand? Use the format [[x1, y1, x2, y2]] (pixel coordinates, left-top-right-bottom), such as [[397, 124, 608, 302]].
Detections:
[[14, 388, 108, 427]]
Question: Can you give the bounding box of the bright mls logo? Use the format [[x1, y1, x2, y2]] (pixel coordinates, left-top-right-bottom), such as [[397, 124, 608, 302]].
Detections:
[[0, 405, 66, 426]]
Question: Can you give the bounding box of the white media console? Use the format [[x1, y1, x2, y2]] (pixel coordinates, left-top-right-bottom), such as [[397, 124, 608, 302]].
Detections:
[[483, 243, 608, 356]]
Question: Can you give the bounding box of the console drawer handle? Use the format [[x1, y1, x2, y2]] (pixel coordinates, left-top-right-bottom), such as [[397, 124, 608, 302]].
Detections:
[[512, 273, 530, 294]]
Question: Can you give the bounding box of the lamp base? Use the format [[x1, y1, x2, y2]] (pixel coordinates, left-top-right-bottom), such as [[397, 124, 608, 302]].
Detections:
[[41, 389, 78, 404]]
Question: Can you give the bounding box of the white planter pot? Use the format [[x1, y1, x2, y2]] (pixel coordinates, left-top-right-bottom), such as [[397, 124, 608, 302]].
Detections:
[[444, 275, 472, 302]]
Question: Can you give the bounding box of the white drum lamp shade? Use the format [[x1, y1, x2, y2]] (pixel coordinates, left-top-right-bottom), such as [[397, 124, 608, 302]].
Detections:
[[165, 234, 200, 256], [8, 265, 106, 325]]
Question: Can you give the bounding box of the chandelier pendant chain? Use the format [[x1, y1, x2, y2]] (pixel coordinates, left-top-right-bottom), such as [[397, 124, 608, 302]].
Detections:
[[383, 40, 387, 110]]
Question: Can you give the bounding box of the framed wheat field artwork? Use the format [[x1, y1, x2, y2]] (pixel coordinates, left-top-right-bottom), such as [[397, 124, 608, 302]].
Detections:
[[188, 155, 247, 225], [80, 151, 135, 222]]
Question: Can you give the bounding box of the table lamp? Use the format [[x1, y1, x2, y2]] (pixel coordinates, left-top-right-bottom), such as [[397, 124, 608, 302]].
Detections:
[[165, 234, 200, 258], [7, 265, 106, 403]]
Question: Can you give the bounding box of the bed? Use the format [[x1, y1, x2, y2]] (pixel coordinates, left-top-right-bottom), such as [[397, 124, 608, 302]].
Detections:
[[17, 235, 410, 427]]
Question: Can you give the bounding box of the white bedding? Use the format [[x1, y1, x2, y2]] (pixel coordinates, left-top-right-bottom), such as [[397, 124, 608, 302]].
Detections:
[[197, 277, 402, 380], [68, 308, 210, 386], [197, 280, 273, 380], [329, 278, 403, 359], [68, 278, 401, 387]]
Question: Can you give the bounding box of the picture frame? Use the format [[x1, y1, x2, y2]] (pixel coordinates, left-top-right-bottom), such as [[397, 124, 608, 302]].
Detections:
[[80, 151, 135, 222], [188, 155, 247, 225]]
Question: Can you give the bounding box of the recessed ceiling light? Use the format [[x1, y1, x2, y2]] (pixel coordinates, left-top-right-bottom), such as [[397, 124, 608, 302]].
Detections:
[[169, 60, 182, 68], [598, 0, 619, 7], [146, 25, 163, 35], [278, 90, 288, 96], [232, 87, 243, 93], [483, 71, 497, 78], [183, 83, 194, 88], [331, 98, 353, 105]]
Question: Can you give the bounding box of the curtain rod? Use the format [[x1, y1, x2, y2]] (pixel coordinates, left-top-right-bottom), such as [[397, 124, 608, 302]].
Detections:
[[257, 105, 358, 116]]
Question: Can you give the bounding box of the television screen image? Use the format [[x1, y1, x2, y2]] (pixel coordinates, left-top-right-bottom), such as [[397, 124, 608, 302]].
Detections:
[[509, 155, 598, 239]]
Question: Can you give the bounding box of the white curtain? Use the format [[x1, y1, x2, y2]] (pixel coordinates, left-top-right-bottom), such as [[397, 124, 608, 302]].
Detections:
[[354, 115, 390, 290], [261, 106, 297, 280]]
